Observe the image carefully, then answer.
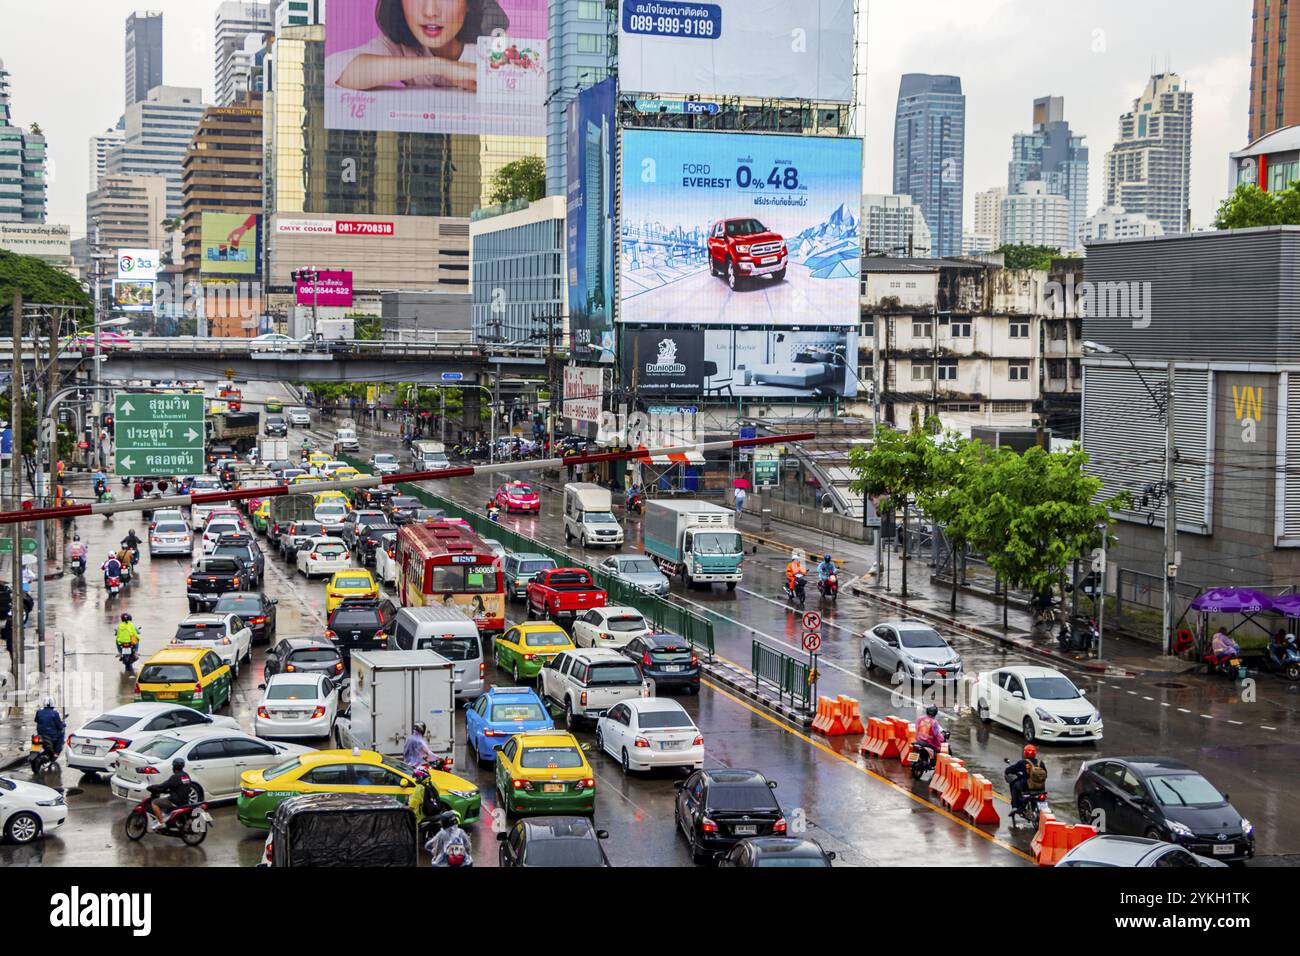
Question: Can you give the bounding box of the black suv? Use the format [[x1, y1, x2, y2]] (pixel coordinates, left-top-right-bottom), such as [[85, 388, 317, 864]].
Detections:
[[265, 415, 288, 437], [675, 769, 786, 863], [213, 532, 266, 588], [356, 523, 397, 566], [383, 496, 425, 525], [325, 597, 397, 661]]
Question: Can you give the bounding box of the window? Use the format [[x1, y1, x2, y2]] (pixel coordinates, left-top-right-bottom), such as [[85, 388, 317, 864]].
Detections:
[[577, 0, 603, 19], [912, 320, 932, 339], [1008, 361, 1030, 382], [189, 740, 228, 761], [1047, 359, 1067, 380], [937, 360, 958, 381], [577, 33, 604, 54], [949, 320, 972, 338], [911, 363, 932, 382], [1009, 320, 1030, 338], [304, 764, 352, 787], [224, 738, 276, 758]]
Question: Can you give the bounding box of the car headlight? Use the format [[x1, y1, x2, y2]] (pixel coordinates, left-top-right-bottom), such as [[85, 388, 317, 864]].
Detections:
[[736, 244, 751, 253], [36, 797, 63, 807], [1241, 818, 1254, 836], [1168, 820, 1195, 838], [448, 789, 478, 799], [1034, 708, 1060, 723]]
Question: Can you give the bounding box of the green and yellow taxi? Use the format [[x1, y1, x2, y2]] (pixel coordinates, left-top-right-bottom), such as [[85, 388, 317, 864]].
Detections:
[[495, 622, 575, 682], [135, 647, 232, 714], [237, 749, 481, 830], [495, 730, 595, 818], [251, 499, 271, 534], [265, 400, 284, 414], [325, 568, 379, 615], [306, 452, 332, 471]]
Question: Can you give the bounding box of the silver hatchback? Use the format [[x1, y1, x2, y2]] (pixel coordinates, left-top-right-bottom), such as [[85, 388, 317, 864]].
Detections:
[[861, 620, 963, 683]]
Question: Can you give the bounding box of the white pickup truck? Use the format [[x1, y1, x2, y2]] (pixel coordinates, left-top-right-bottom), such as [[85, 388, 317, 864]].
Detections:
[[537, 648, 648, 728]]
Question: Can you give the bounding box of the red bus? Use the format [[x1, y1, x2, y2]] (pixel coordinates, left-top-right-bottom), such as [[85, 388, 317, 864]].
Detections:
[[218, 386, 243, 411], [397, 520, 505, 636]]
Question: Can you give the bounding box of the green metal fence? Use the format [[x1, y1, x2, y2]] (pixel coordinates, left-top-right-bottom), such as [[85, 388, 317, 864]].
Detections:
[[751, 640, 812, 711]]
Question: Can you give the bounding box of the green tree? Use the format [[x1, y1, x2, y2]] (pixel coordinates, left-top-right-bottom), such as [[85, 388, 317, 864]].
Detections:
[[915, 432, 987, 612], [488, 155, 545, 206], [1213, 181, 1300, 229], [0, 250, 93, 327], [996, 243, 1061, 271]]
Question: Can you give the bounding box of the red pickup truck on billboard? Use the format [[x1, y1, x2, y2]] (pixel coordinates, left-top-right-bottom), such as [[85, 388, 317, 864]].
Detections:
[[708, 217, 788, 291], [527, 568, 607, 625]]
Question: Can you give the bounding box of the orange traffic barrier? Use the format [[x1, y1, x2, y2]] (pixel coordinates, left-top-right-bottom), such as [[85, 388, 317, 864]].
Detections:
[[838, 696, 865, 734], [1030, 810, 1057, 860], [1029, 812, 1098, 865], [811, 696, 848, 736], [930, 753, 963, 795], [896, 720, 916, 766], [859, 716, 905, 758], [962, 774, 1001, 825], [940, 762, 971, 812]]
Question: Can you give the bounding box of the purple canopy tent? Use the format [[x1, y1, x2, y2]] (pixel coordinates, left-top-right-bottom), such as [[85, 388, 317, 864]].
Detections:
[[1270, 593, 1300, 619], [1187, 587, 1279, 655]]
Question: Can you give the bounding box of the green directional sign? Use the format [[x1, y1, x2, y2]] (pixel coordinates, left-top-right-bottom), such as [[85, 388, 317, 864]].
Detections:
[[0, 538, 38, 555], [114, 393, 206, 477]]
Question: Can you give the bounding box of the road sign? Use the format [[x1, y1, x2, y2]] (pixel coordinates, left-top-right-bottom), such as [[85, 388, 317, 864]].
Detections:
[[802, 631, 822, 653], [441, 372, 465, 382], [114, 393, 206, 477], [0, 538, 37, 555], [802, 611, 822, 631], [753, 450, 780, 489]]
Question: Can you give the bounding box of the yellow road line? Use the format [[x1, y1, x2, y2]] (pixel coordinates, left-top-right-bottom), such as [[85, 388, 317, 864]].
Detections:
[[702, 676, 1036, 863]]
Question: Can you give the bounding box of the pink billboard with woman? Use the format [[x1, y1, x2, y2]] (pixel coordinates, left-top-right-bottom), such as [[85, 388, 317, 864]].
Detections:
[[325, 0, 548, 136]]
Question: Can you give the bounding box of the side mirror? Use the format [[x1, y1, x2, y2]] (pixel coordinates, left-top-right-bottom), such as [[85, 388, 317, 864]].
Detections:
[[768, 780, 778, 789], [673, 781, 686, 791], [399, 778, 413, 789], [1223, 792, 1230, 802], [580, 742, 591, 753], [269, 599, 278, 606], [596, 829, 609, 840], [1012, 691, 1025, 700]]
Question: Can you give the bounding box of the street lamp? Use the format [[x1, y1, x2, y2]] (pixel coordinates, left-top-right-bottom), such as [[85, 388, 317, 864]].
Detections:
[[1095, 516, 1109, 659]]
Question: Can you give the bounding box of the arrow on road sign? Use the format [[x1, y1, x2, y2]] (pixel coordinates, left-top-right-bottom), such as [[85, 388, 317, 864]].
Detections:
[[802, 632, 822, 652], [802, 611, 822, 631], [184, 428, 199, 443], [120, 456, 135, 471], [120, 401, 135, 416]]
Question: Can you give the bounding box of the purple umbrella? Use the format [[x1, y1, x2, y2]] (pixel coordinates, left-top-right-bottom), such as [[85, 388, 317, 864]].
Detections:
[[1271, 594, 1300, 618], [1189, 587, 1275, 614]]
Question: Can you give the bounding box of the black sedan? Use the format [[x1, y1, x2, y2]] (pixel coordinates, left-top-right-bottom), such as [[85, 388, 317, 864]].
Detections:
[[719, 837, 836, 868], [262, 637, 345, 682], [675, 769, 786, 864], [497, 817, 610, 867], [622, 633, 700, 694], [384, 496, 425, 525], [212, 591, 279, 643], [1074, 757, 1255, 862], [356, 523, 397, 567]]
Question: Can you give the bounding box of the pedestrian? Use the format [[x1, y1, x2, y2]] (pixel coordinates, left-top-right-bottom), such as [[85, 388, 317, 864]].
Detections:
[[734, 486, 748, 516]]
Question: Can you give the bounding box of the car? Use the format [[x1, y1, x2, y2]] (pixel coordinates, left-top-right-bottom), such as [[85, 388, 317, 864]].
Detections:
[[1056, 834, 1230, 868], [975, 665, 1103, 744], [280, 467, 307, 483], [708, 216, 788, 290], [320, 460, 350, 478], [211, 591, 278, 643], [597, 554, 671, 596], [250, 332, 296, 352], [340, 509, 389, 551], [262, 637, 346, 682], [353, 486, 396, 511], [495, 480, 541, 514], [494, 730, 595, 818], [538, 648, 648, 728], [383, 495, 425, 525], [109, 728, 310, 804], [170, 612, 254, 678], [254, 673, 341, 739], [188, 475, 227, 525], [719, 837, 837, 868], [0, 774, 67, 844], [861, 620, 963, 683], [571, 606, 650, 649], [596, 698, 703, 774], [237, 749, 481, 829], [374, 532, 400, 584], [497, 816, 611, 867], [251, 499, 272, 533], [503, 553, 557, 601], [65, 702, 239, 774], [135, 647, 233, 714], [1073, 757, 1255, 862], [481, 538, 507, 562], [494, 622, 575, 683], [369, 453, 400, 475], [186, 556, 249, 611], [325, 598, 396, 660], [279, 520, 325, 562], [296, 537, 352, 578], [314, 503, 350, 536], [201, 517, 244, 553], [288, 407, 312, 427], [325, 568, 380, 616], [264, 415, 289, 437], [264, 460, 292, 479], [148, 518, 193, 557], [621, 633, 701, 694], [410, 507, 445, 524], [675, 769, 787, 863], [464, 686, 553, 765], [150, 508, 187, 528], [212, 532, 265, 587]]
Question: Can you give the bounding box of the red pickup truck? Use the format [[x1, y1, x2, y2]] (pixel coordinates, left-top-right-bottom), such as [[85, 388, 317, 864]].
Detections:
[[708, 217, 788, 291], [526, 568, 607, 625]]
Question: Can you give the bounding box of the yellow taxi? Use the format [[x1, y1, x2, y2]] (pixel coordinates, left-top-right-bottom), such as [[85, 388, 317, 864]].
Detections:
[[331, 466, 362, 481], [325, 568, 379, 615], [251, 499, 271, 534], [494, 622, 574, 683], [307, 452, 331, 470], [290, 474, 323, 487], [494, 729, 595, 818], [312, 490, 352, 511], [135, 647, 232, 714]]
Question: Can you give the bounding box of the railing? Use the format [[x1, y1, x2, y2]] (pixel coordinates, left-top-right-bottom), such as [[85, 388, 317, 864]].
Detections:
[[0, 335, 550, 360], [751, 640, 812, 711]]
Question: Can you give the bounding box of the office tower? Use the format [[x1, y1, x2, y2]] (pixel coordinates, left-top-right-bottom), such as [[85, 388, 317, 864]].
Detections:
[[892, 74, 966, 257], [125, 11, 164, 108], [1103, 72, 1193, 235], [215, 1, 273, 106], [89, 126, 125, 192], [0, 57, 47, 223], [106, 86, 206, 221], [1000, 181, 1071, 250], [1008, 96, 1089, 242], [1249, 0, 1300, 142], [546, 0, 614, 197], [864, 193, 932, 256]]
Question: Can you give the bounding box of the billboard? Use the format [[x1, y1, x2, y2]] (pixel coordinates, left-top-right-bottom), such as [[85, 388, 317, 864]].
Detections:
[[563, 366, 604, 425], [323, 0, 548, 136], [117, 248, 161, 280], [276, 218, 396, 237], [296, 270, 355, 308], [565, 77, 617, 361], [112, 280, 156, 313], [620, 129, 862, 328], [621, 328, 706, 395], [200, 213, 261, 276], [0, 222, 70, 258], [618, 0, 854, 102]]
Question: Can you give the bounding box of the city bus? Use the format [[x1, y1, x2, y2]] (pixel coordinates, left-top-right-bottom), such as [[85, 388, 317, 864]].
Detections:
[[218, 385, 243, 411], [396, 520, 505, 637]]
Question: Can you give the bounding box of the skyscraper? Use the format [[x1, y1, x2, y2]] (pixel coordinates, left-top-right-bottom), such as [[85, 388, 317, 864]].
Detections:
[[0, 57, 47, 224], [863, 194, 932, 257], [1103, 73, 1193, 235], [89, 126, 125, 192], [106, 86, 207, 221], [1249, 0, 1300, 143], [892, 74, 966, 257], [125, 11, 164, 109], [546, 0, 614, 197], [1008, 96, 1089, 242], [974, 186, 1005, 246], [215, 1, 273, 106]]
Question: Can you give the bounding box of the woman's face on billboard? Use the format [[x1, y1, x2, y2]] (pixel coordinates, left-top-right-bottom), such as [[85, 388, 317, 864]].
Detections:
[[401, 0, 469, 54]]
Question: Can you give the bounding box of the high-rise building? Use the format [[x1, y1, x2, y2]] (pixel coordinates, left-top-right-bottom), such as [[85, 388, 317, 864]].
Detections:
[[1008, 96, 1089, 242], [125, 11, 164, 109], [892, 74, 966, 257], [85, 174, 169, 298], [0, 57, 47, 224], [106, 86, 206, 221], [546, 0, 614, 197], [215, 1, 273, 106], [89, 126, 125, 192], [274, 0, 323, 31], [1103, 73, 1193, 235], [974, 187, 1005, 245], [1249, 0, 1300, 143], [1000, 180, 1071, 250], [962, 232, 995, 255], [1080, 204, 1165, 245], [863, 194, 932, 257]]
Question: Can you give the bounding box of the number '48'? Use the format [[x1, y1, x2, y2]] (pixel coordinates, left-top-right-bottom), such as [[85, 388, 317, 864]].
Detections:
[[767, 168, 800, 190]]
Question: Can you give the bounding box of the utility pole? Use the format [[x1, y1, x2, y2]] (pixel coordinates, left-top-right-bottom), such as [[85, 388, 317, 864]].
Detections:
[[1162, 361, 1177, 656], [871, 313, 882, 577], [91, 223, 102, 472], [10, 289, 23, 694]]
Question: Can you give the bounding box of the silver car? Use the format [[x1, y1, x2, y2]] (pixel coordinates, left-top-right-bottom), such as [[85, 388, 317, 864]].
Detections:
[[599, 554, 671, 596], [149, 519, 193, 556], [861, 620, 963, 682]]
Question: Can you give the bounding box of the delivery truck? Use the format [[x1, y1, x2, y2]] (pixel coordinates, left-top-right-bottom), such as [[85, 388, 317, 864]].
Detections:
[[259, 438, 290, 463], [643, 500, 744, 590], [336, 650, 455, 761], [207, 410, 260, 453], [563, 483, 624, 548]]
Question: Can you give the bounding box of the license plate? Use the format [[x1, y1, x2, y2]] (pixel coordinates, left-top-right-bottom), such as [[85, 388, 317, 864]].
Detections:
[[663, 665, 683, 673], [660, 740, 685, 750], [733, 824, 757, 835], [760, 256, 777, 265], [1068, 728, 1087, 736], [155, 692, 178, 700], [79, 746, 97, 755], [112, 783, 129, 798], [543, 783, 563, 793], [1213, 844, 1234, 856]]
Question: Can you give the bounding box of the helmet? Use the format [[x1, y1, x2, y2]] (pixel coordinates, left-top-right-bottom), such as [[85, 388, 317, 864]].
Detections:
[[439, 810, 459, 830], [413, 721, 426, 736], [73, 534, 80, 542], [108, 551, 117, 559], [41, 695, 55, 708], [824, 554, 832, 562], [171, 757, 185, 772], [120, 613, 132, 622], [925, 705, 938, 718], [1023, 745, 1037, 759]]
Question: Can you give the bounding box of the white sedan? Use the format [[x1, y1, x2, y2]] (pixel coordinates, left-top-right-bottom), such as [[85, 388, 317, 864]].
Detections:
[[171, 613, 254, 679], [374, 532, 399, 585], [253, 673, 341, 739], [0, 774, 67, 844], [249, 333, 297, 353], [66, 702, 239, 774], [572, 606, 650, 650], [975, 665, 1104, 744], [595, 698, 704, 773], [296, 537, 352, 578], [369, 453, 400, 475], [109, 727, 311, 803]]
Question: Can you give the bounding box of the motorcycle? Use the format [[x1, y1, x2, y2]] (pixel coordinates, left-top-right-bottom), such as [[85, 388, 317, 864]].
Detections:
[[818, 573, 839, 603], [783, 572, 807, 609], [104, 575, 122, 599], [909, 730, 950, 780], [1262, 637, 1300, 682], [70, 555, 86, 579], [28, 734, 59, 774], [487, 505, 501, 524], [118, 641, 139, 675], [627, 492, 645, 516], [1004, 761, 1049, 828], [1057, 620, 1097, 655], [123, 796, 212, 847], [1203, 653, 1248, 681], [93, 479, 108, 499]]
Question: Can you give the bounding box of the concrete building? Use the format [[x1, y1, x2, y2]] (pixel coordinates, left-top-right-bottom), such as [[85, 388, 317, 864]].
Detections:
[[863, 193, 932, 258], [89, 126, 125, 192], [106, 86, 206, 221], [962, 232, 995, 255], [974, 186, 1004, 245], [893, 74, 966, 258], [1081, 204, 1164, 246], [381, 291, 474, 344], [1229, 124, 1300, 195], [1008, 95, 1089, 242], [470, 195, 567, 344], [1103, 72, 1193, 235], [85, 173, 168, 309], [0, 58, 46, 224], [274, 0, 323, 30], [546, 0, 614, 197], [215, 1, 273, 106], [1249, 0, 1300, 143], [125, 11, 164, 109], [1000, 180, 1072, 251]]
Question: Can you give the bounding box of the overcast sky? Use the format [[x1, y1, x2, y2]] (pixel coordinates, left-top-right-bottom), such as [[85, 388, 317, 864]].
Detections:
[[0, 0, 1252, 238]]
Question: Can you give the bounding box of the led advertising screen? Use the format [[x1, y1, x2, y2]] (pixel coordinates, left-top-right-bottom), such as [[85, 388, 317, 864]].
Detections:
[[324, 0, 548, 136], [117, 248, 161, 280], [112, 280, 156, 313], [295, 270, 355, 308], [621, 328, 706, 395], [566, 77, 617, 361], [620, 129, 862, 327], [200, 213, 261, 276], [618, 0, 854, 102]]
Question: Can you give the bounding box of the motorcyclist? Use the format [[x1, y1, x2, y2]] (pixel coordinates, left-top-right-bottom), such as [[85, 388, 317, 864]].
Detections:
[[1211, 628, 1241, 665], [1005, 744, 1047, 815], [121, 529, 142, 563], [34, 696, 65, 759], [93, 469, 107, 496], [67, 534, 87, 569], [147, 757, 199, 828], [102, 551, 123, 587], [817, 554, 836, 583], [116, 612, 141, 655], [785, 552, 806, 595], [913, 704, 945, 765], [424, 810, 473, 867], [402, 721, 436, 768]]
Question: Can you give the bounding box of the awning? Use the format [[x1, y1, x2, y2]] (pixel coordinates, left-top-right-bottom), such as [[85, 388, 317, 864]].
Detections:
[[637, 450, 705, 466]]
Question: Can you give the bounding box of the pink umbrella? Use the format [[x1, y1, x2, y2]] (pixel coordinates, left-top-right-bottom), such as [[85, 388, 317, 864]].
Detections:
[[732, 478, 752, 490]]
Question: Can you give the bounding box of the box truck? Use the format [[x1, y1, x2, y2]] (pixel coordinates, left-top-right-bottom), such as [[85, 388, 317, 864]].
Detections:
[[563, 483, 624, 548], [337, 650, 455, 761], [643, 500, 744, 590]]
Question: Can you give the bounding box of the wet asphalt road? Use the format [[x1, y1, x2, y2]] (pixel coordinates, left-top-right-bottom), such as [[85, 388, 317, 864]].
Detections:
[[3, 382, 1297, 867]]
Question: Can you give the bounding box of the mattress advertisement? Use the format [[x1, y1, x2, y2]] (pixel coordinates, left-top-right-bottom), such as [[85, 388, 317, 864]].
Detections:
[[324, 0, 548, 136], [620, 129, 862, 328], [702, 327, 859, 399], [566, 77, 617, 361]]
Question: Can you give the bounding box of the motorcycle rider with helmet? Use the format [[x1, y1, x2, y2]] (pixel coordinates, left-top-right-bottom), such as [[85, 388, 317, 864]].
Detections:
[[147, 757, 200, 829], [1005, 744, 1047, 817], [102, 551, 123, 589], [34, 695, 65, 761], [913, 704, 945, 768], [68, 534, 87, 574], [785, 552, 806, 599], [424, 810, 473, 867], [115, 612, 141, 663]]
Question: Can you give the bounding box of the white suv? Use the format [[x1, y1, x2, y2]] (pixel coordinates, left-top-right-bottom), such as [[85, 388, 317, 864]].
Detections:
[[538, 648, 648, 729], [170, 613, 253, 678]]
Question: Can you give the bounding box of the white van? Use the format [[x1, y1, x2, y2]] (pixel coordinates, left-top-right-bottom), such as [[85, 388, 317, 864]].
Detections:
[[389, 606, 484, 699], [333, 423, 359, 453], [411, 440, 450, 470], [563, 482, 624, 548]]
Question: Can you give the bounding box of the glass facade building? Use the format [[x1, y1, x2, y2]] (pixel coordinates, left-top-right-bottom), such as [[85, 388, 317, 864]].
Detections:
[[471, 196, 566, 344], [125, 11, 164, 109], [1007, 96, 1088, 245], [892, 74, 966, 258], [0, 58, 47, 223], [546, 0, 615, 197]]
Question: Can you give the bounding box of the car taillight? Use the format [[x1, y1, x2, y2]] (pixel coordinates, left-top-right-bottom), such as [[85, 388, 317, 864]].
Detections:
[[249, 616, 266, 625], [257, 707, 270, 719], [774, 817, 787, 834], [701, 816, 718, 833], [310, 554, 317, 561], [232, 577, 241, 587], [690, 653, 699, 666], [580, 691, 588, 706], [343, 552, 351, 561], [311, 706, 326, 719], [634, 736, 650, 748], [642, 651, 652, 666], [334, 661, 344, 673], [324, 630, 336, 640], [193, 683, 203, 694], [140, 766, 159, 775], [265, 841, 273, 858], [479, 662, 485, 678], [285, 663, 296, 672], [242, 787, 263, 798], [511, 778, 532, 791], [483, 729, 500, 737], [376, 631, 387, 642], [523, 653, 534, 661], [186, 577, 193, 586], [133, 682, 141, 695], [692, 734, 703, 746], [579, 778, 594, 790], [108, 738, 130, 752]]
